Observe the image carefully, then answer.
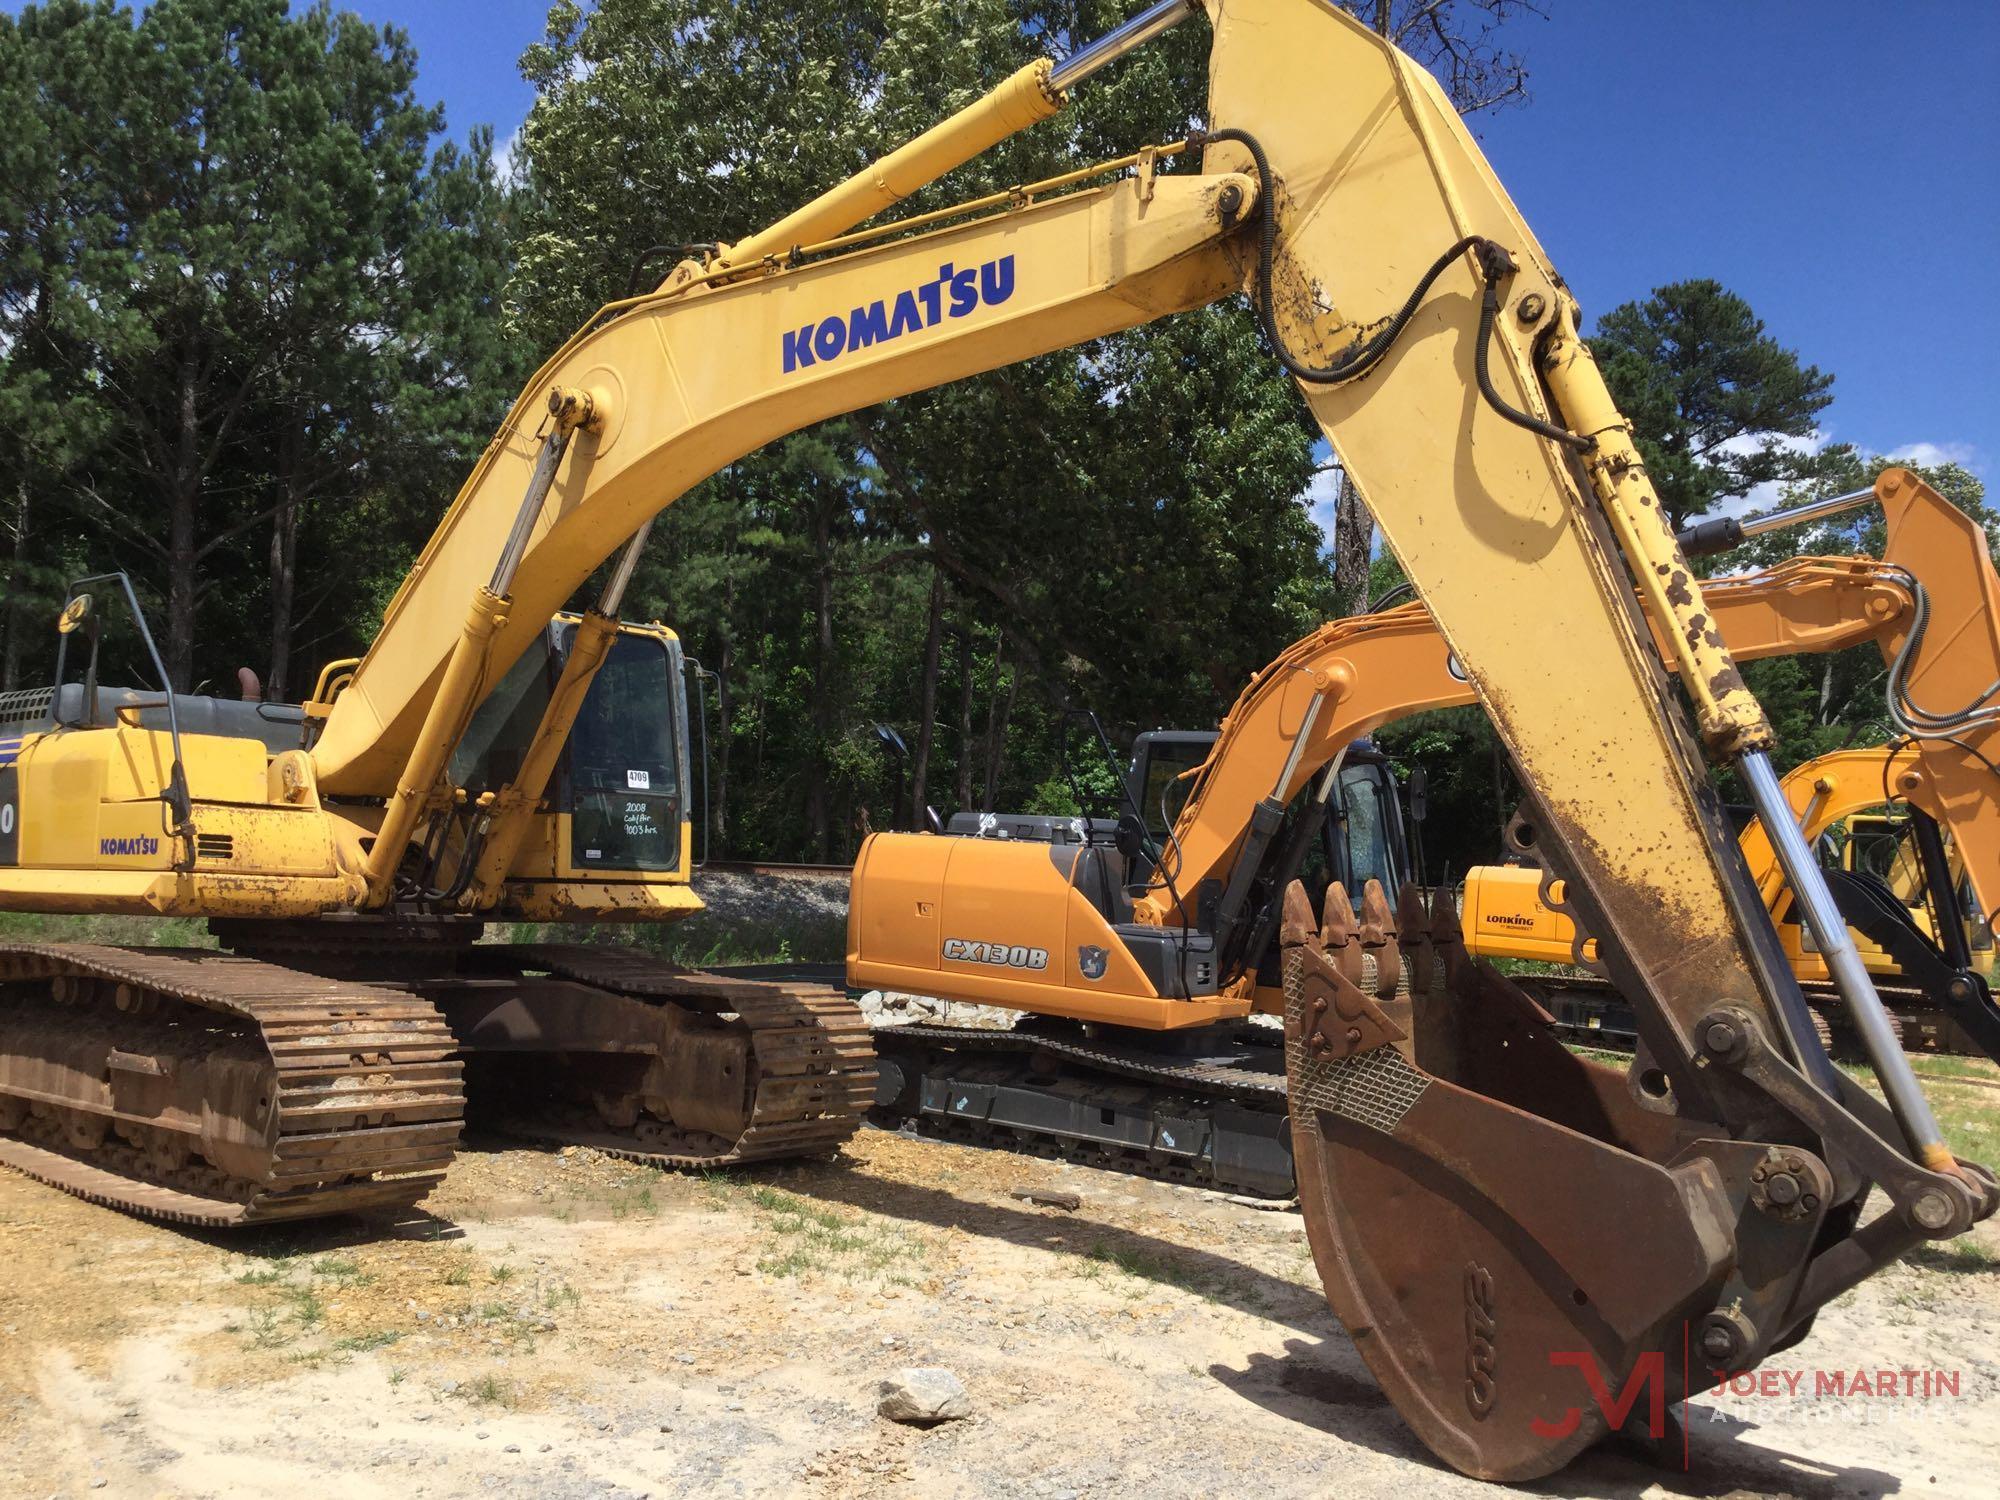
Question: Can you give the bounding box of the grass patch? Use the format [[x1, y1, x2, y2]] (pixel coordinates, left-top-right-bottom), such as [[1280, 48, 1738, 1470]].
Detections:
[[465, 1374, 515, 1407], [745, 1187, 921, 1282], [0, 910, 215, 948], [441, 1256, 474, 1287], [1489, 955, 1595, 980], [1904, 1053, 1995, 1082], [1910, 1239, 1996, 1274], [1835, 1054, 2000, 1167], [331, 1330, 402, 1354], [608, 1185, 660, 1220], [280, 1284, 326, 1331], [310, 1255, 372, 1288], [228, 1250, 426, 1365], [503, 912, 840, 967], [1083, 1241, 1220, 1302], [245, 1306, 290, 1350]]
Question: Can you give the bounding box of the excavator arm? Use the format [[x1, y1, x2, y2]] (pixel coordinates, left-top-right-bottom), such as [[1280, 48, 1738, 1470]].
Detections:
[[318, 0, 1826, 1130], [270, 0, 1988, 1476]]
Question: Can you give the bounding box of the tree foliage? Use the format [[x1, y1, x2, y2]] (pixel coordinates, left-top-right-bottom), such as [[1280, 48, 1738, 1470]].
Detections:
[[1591, 278, 1837, 529], [0, 0, 516, 695]]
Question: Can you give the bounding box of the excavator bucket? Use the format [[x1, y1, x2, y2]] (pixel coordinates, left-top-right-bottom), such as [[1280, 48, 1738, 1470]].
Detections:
[[1284, 882, 1781, 1479]]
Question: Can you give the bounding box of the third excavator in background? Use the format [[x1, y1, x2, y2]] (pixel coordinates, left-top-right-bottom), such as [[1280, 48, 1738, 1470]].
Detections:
[[2, 0, 1995, 1481]]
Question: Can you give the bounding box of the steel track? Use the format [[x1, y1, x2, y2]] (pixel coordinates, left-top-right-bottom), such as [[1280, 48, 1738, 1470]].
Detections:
[[0, 944, 463, 1226], [502, 944, 878, 1168]]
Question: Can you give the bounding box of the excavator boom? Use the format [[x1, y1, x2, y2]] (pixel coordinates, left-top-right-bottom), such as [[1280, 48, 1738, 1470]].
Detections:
[[300, 1, 1996, 1474], [0, 2, 1989, 1479]]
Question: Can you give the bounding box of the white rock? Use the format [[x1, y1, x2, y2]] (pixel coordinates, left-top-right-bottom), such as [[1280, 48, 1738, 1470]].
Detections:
[[877, 1367, 972, 1425]]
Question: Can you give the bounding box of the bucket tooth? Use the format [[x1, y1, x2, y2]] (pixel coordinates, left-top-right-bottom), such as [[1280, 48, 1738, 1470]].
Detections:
[[1281, 879, 1319, 944], [1357, 879, 1400, 999], [1395, 882, 1435, 995], [1281, 882, 1406, 1063], [1321, 881, 1364, 986]]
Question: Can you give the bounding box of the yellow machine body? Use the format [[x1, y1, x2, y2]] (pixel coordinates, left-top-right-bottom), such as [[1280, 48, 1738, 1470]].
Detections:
[[1460, 745, 1987, 979], [0, 617, 699, 924]]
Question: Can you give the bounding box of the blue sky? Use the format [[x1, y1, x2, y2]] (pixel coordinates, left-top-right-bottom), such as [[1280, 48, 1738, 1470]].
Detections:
[[13, 1, 1997, 515]]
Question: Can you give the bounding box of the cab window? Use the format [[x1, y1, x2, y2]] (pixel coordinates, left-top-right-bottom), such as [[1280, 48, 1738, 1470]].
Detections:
[[1336, 761, 1405, 893], [564, 632, 684, 872]]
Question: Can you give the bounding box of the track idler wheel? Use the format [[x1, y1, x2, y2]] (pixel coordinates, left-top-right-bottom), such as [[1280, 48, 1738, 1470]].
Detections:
[[1282, 881, 1741, 1480]]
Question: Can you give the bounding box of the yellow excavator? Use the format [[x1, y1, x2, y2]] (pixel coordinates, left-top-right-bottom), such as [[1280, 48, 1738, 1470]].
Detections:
[[1458, 477, 2000, 1058], [1, 0, 1994, 1479], [1465, 742, 2000, 1055]]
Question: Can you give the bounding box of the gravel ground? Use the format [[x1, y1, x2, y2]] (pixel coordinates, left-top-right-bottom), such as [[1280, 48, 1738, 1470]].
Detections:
[[2, 1121, 1997, 1500]]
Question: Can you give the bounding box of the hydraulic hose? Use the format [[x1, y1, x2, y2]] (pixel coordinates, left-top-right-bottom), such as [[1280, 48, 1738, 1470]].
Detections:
[[1204, 126, 1590, 452]]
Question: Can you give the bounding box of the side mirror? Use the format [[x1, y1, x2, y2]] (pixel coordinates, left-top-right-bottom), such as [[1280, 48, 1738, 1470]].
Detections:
[[1114, 811, 1149, 865], [872, 723, 912, 832], [923, 805, 945, 836], [57, 594, 93, 635], [1407, 763, 1429, 824]]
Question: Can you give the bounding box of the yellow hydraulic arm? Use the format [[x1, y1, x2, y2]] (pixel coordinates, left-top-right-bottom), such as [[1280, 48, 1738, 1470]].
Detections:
[[277, 1, 1989, 1475], [315, 0, 1801, 1108]]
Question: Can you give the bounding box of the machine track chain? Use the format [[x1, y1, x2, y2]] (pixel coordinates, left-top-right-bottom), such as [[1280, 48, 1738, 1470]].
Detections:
[[0, 944, 463, 1226], [877, 1020, 1287, 1098], [868, 1019, 1294, 1195], [497, 944, 877, 1169]]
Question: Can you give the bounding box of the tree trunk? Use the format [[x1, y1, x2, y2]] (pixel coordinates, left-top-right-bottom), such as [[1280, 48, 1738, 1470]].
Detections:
[[955, 625, 977, 814], [5, 273, 52, 694], [1331, 469, 1376, 615], [911, 567, 944, 816], [804, 498, 836, 861], [266, 420, 306, 701], [980, 634, 1016, 813], [2, 481, 30, 693], [712, 632, 733, 856], [165, 347, 202, 692]]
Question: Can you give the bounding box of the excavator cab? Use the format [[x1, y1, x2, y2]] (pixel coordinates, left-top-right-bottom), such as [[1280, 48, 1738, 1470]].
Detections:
[[452, 615, 692, 880], [1125, 728, 1408, 906]]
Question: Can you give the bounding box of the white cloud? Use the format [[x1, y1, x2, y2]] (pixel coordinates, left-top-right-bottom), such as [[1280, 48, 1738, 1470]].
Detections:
[[1306, 463, 1343, 546], [1888, 440, 1985, 473], [493, 124, 524, 188], [1695, 429, 1833, 522]]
